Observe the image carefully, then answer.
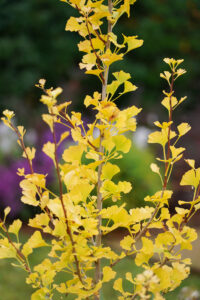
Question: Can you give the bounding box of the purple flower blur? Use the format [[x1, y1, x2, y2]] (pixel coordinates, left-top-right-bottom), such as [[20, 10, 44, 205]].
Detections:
[[0, 122, 71, 217]]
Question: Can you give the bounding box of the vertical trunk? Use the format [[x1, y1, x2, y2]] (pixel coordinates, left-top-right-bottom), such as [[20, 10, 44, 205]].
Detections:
[[94, 1, 113, 299]]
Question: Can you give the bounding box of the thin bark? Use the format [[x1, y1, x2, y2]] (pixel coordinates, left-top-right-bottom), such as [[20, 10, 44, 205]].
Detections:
[[10, 123, 54, 226], [94, 1, 113, 299], [52, 116, 85, 285], [85, 16, 105, 84], [0, 218, 31, 273], [111, 74, 176, 269]]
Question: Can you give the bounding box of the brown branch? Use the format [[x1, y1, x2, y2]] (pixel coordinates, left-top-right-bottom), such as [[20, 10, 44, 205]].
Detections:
[[180, 182, 200, 230], [163, 73, 175, 189], [110, 77, 176, 269], [130, 294, 138, 300], [87, 20, 107, 44], [51, 114, 85, 286], [0, 219, 31, 273], [74, 4, 106, 45], [85, 16, 105, 84], [9, 123, 54, 226], [59, 111, 98, 152], [135, 203, 160, 242], [94, 2, 113, 299], [10, 123, 34, 174]]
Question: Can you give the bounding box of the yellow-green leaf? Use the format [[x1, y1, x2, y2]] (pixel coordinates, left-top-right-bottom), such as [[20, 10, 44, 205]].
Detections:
[[62, 144, 85, 163], [9, 220, 22, 236], [123, 35, 143, 53], [177, 123, 191, 136], [150, 163, 160, 174], [102, 266, 116, 282], [113, 278, 124, 293], [101, 163, 120, 180], [112, 135, 131, 153], [180, 168, 200, 188], [120, 235, 134, 250]]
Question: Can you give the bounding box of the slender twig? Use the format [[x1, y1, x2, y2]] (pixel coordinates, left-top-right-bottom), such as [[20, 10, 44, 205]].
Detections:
[[59, 111, 98, 152], [0, 219, 31, 273], [94, 2, 113, 299], [110, 74, 176, 269], [130, 294, 138, 300], [88, 21, 107, 44], [10, 123, 34, 173], [164, 73, 174, 188], [85, 15, 105, 84], [9, 123, 54, 225], [51, 113, 85, 286]]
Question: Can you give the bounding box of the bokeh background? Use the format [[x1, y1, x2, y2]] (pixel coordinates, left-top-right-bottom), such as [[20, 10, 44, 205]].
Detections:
[[1, 1, 200, 299]]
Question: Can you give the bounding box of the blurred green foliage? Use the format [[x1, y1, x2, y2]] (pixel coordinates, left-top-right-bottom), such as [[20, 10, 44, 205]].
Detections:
[[1, 0, 200, 115], [0, 0, 76, 111]]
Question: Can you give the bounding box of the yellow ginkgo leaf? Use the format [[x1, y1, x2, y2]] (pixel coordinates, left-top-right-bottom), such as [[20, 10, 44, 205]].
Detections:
[[0, 239, 16, 259], [123, 35, 143, 53], [28, 213, 49, 229], [107, 80, 121, 97], [112, 135, 131, 153], [148, 128, 176, 146], [62, 144, 85, 164], [22, 231, 48, 257], [23, 147, 36, 161], [126, 272, 134, 284], [42, 114, 54, 132], [58, 132, 70, 146], [101, 49, 123, 67], [185, 159, 195, 169], [175, 207, 189, 215], [17, 126, 26, 137], [31, 288, 47, 300], [177, 123, 191, 136], [43, 142, 55, 163], [113, 278, 124, 293], [80, 53, 97, 71], [135, 237, 154, 266], [102, 266, 116, 282], [84, 91, 101, 108], [101, 162, 120, 180], [122, 81, 137, 94], [118, 181, 132, 194], [161, 96, 178, 111], [120, 235, 134, 250], [27, 231, 47, 249], [85, 69, 104, 77], [9, 220, 22, 236], [3, 109, 15, 120], [4, 207, 11, 219], [180, 168, 200, 188], [108, 32, 125, 48], [113, 70, 131, 83], [78, 39, 91, 52], [170, 146, 185, 160], [65, 17, 80, 32], [160, 71, 171, 83], [150, 163, 160, 174]]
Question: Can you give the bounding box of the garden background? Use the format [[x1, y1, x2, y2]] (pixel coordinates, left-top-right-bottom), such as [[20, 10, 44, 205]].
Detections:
[[0, 0, 200, 299]]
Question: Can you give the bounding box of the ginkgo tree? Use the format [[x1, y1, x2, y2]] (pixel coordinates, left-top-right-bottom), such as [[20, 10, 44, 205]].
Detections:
[[1, 0, 200, 299]]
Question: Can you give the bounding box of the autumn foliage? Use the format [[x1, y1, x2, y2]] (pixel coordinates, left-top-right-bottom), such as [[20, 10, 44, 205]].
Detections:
[[1, 1, 200, 299]]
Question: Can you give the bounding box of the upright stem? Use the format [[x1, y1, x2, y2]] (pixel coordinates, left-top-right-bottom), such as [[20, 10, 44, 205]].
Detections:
[[163, 73, 174, 189], [10, 122, 54, 225], [51, 116, 84, 285], [94, 1, 113, 298]]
